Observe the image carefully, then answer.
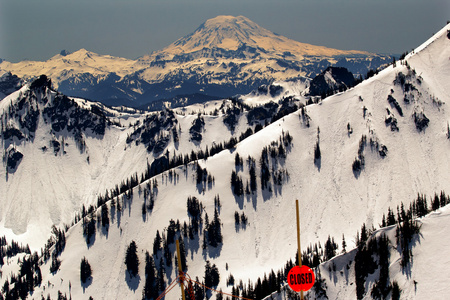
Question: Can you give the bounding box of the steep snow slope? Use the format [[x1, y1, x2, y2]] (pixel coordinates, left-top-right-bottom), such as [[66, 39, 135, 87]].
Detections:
[[11, 23, 450, 300], [0, 83, 148, 248], [267, 203, 450, 300]]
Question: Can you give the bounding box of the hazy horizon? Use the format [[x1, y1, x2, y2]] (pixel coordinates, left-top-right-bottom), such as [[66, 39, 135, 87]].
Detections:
[[1, 0, 448, 63]]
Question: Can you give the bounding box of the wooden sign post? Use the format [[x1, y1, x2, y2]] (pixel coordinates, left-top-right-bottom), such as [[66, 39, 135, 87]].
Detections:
[[288, 200, 314, 297]]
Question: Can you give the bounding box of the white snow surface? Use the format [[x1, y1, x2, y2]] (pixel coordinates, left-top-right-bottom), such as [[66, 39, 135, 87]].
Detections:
[[1, 22, 450, 300]]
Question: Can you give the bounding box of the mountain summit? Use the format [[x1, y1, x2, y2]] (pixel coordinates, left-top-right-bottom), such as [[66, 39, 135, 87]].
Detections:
[[159, 15, 367, 58]]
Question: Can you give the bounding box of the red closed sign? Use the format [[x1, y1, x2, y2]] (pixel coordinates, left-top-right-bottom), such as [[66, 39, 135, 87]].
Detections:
[[287, 265, 315, 292]]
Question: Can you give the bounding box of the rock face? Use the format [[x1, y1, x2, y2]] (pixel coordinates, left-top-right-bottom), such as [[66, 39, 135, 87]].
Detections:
[[0, 16, 391, 106], [308, 67, 356, 96], [0, 71, 23, 100]]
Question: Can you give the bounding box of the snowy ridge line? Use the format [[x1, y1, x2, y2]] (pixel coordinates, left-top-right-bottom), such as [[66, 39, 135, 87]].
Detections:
[[407, 23, 450, 60]]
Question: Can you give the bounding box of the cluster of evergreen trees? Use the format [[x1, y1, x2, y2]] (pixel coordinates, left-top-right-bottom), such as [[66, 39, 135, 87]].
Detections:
[[190, 114, 205, 142], [126, 109, 178, 152], [229, 131, 293, 199], [1, 252, 42, 300], [260, 132, 292, 190], [387, 94, 404, 117], [352, 135, 367, 175], [234, 211, 248, 230], [355, 233, 390, 300], [144, 220, 189, 300], [203, 208, 222, 248], [0, 237, 31, 266]]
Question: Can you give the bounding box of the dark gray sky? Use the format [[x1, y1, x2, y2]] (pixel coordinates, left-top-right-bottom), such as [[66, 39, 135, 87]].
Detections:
[[1, 0, 448, 62]]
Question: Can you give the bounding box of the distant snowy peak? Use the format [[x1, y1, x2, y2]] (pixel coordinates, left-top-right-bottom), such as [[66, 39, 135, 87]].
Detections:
[[0, 49, 140, 87], [0, 15, 393, 106], [145, 15, 369, 59], [172, 15, 285, 52]]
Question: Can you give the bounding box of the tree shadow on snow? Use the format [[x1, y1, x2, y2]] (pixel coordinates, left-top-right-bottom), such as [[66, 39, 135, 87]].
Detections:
[[245, 192, 258, 210], [261, 187, 273, 202], [314, 158, 321, 172], [125, 272, 141, 292], [401, 232, 423, 279], [234, 194, 245, 210], [186, 234, 200, 260], [202, 243, 223, 260], [81, 276, 93, 293]]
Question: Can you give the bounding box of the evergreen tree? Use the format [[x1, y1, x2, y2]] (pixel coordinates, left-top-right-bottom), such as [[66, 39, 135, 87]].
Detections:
[[83, 215, 96, 245], [80, 257, 92, 284], [153, 230, 162, 256], [207, 208, 222, 247], [391, 281, 401, 300], [249, 164, 257, 193], [167, 219, 177, 245], [101, 204, 109, 228], [432, 193, 440, 211], [230, 170, 244, 196], [314, 141, 321, 161], [50, 254, 61, 274], [156, 258, 166, 292], [324, 235, 337, 261], [342, 234, 347, 254], [163, 235, 172, 267], [234, 211, 240, 226], [194, 277, 205, 300], [387, 207, 396, 226], [359, 223, 368, 248], [125, 241, 139, 278], [260, 148, 270, 190], [142, 252, 158, 300], [234, 153, 243, 168]]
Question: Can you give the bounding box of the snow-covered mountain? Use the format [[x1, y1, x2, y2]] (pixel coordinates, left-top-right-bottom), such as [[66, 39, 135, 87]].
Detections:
[[0, 73, 306, 249], [0, 16, 391, 106], [1, 21, 449, 300]]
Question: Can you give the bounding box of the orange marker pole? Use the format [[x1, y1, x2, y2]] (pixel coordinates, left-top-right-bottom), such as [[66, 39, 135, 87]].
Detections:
[[296, 199, 304, 300]]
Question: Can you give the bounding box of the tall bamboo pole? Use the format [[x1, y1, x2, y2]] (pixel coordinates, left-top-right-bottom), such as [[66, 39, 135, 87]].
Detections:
[[176, 239, 186, 300], [296, 199, 304, 300]]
